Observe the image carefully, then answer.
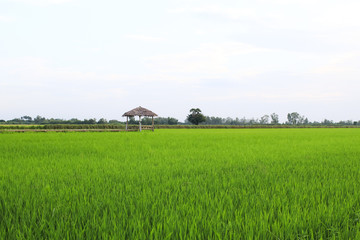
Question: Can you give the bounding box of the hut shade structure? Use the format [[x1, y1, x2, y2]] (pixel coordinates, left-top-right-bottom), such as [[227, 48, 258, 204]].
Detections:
[[122, 106, 158, 131]]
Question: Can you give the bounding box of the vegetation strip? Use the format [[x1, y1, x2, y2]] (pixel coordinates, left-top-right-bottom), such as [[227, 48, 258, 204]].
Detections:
[[1, 124, 359, 132], [1, 129, 135, 132]]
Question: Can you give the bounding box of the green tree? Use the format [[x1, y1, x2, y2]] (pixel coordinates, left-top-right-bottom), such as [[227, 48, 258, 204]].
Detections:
[[287, 112, 300, 125], [270, 113, 279, 124], [128, 117, 137, 124], [108, 119, 121, 124], [259, 115, 269, 124], [141, 118, 152, 125], [21, 116, 32, 122], [167, 117, 178, 125], [187, 108, 206, 125], [34, 115, 46, 124], [97, 118, 108, 124]]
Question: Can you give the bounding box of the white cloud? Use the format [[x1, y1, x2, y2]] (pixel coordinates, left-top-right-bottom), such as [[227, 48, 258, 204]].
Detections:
[[125, 34, 166, 42], [0, 56, 184, 90], [0, 56, 134, 118], [0, 57, 128, 87], [7, 0, 74, 5], [0, 16, 15, 22], [173, 2, 360, 32], [146, 42, 270, 76], [243, 91, 344, 102], [170, 5, 257, 20], [314, 3, 360, 28], [309, 52, 360, 76]]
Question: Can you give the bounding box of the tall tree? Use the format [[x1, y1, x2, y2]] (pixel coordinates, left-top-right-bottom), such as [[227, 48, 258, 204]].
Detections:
[[270, 113, 279, 124], [21, 116, 32, 122], [287, 112, 300, 125], [187, 108, 206, 125], [259, 115, 269, 124]]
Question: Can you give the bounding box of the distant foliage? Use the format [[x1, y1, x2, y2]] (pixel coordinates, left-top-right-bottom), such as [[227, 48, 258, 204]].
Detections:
[[97, 118, 108, 124], [0, 113, 359, 127], [140, 117, 179, 125], [187, 108, 206, 125], [270, 113, 279, 124]]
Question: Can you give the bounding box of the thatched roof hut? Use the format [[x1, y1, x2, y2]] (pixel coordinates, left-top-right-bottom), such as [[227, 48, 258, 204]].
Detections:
[[122, 106, 157, 131], [122, 106, 158, 117]]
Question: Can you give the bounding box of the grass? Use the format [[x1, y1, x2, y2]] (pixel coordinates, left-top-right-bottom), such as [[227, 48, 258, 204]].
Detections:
[[0, 129, 360, 239]]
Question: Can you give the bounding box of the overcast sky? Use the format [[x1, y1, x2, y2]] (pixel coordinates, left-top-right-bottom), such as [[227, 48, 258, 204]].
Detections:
[[1, 0, 359, 122]]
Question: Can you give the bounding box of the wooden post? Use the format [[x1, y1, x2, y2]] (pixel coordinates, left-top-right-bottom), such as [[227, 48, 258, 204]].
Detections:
[[139, 116, 142, 132], [152, 116, 154, 131], [126, 116, 128, 131]]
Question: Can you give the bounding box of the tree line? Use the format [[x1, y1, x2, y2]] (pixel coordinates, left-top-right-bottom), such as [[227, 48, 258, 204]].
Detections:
[[1, 111, 358, 126], [199, 115, 357, 126], [0, 116, 179, 125], [186, 109, 358, 126]]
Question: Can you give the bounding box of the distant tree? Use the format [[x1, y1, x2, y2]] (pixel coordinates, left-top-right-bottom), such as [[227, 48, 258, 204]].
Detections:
[[338, 120, 353, 125], [89, 119, 97, 124], [128, 117, 137, 124], [167, 117, 178, 125], [312, 121, 321, 126], [286, 112, 308, 125], [70, 118, 82, 124], [270, 113, 279, 124], [154, 118, 165, 125], [109, 119, 121, 124], [21, 116, 32, 122], [34, 115, 46, 124], [187, 108, 206, 125], [248, 118, 258, 125], [298, 115, 305, 124], [322, 119, 333, 125], [83, 118, 97, 124], [141, 117, 152, 125], [48, 118, 65, 124], [97, 118, 108, 124], [225, 117, 233, 125], [287, 112, 300, 125], [0, 119, 5, 123], [204, 116, 224, 125], [259, 115, 269, 124], [145, 117, 178, 125], [239, 117, 247, 125], [204, 116, 268, 125]]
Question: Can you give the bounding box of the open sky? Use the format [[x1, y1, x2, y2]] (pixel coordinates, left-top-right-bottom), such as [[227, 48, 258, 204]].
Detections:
[[1, 0, 359, 122]]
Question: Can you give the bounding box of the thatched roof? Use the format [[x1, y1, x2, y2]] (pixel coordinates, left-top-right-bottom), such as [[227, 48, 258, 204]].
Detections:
[[122, 106, 158, 117]]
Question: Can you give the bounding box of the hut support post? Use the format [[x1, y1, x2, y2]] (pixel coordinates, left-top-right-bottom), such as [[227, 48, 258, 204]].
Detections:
[[126, 116, 128, 131], [139, 116, 142, 132], [152, 116, 154, 131]]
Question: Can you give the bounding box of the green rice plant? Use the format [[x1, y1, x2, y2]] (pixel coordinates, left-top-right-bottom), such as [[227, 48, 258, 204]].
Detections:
[[0, 129, 360, 239]]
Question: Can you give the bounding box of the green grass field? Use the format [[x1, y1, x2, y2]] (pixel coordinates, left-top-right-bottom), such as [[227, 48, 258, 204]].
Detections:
[[1, 129, 360, 239]]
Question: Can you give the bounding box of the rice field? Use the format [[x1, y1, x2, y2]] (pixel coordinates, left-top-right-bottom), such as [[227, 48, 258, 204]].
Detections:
[[0, 129, 360, 239]]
